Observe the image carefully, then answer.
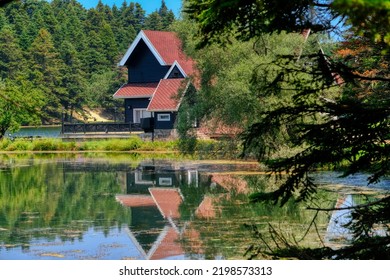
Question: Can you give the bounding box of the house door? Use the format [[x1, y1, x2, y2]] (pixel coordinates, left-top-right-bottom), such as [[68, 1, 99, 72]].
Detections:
[[133, 109, 152, 123]]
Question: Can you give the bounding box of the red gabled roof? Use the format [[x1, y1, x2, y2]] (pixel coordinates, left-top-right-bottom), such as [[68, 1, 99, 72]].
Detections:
[[143, 30, 183, 65], [149, 227, 185, 260], [149, 188, 182, 219], [119, 30, 197, 78], [113, 82, 159, 99], [147, 79, 186, 112], [143, 30, 196, 76]]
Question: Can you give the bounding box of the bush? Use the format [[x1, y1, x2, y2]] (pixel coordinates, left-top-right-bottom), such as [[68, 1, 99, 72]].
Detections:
[[6, 139, 32, 151], [0, 139, 11, 150], [32, 139, 58, 151]]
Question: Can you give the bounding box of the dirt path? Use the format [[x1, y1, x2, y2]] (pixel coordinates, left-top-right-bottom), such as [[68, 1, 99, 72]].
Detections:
[[84, 109, 111, 122]]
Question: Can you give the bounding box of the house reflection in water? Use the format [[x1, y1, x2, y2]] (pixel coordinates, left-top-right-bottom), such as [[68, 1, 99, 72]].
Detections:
[[115, 161, 250, 260]]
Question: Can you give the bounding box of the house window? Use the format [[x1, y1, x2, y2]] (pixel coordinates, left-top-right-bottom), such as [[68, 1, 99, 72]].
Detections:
[[157, 114, 170, 121], [134, 170, 154, 184], [188, 170, 199, 187], [133, 109, 152, 123], [158, 177, 172, 186]]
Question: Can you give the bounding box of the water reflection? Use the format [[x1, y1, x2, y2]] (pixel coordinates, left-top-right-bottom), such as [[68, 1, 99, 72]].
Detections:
[[115, 161, 255, 260], [1, 156, 387, 260], [0, 157, 259, 260]]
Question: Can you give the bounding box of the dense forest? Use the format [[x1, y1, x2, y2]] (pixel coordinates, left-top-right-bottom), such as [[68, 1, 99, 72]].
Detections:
[[0, 0, 176, 131]]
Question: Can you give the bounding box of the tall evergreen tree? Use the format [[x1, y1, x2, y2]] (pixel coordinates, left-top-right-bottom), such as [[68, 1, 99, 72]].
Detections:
[[159, 0, 175, 30], [144, 11, 163, 30], [0, 25, 25, 80], [59, 40, 86, 119], [99, 22, 119, 67], [133, 3, 145, 32], [29, 28, 66, 120]]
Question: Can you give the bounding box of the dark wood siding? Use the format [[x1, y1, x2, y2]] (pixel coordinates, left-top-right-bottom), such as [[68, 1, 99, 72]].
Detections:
[[126, 40, 169, 83], [124, 98, 150, 123]]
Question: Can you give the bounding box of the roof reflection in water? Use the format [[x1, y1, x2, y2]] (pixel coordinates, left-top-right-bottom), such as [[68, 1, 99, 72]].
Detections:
[[115, 162, 251, 260]]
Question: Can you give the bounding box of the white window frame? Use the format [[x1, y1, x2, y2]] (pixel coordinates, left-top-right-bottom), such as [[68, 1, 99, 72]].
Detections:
[[133, 108, 152, 123], [134, 170, 154, 185], [158, 177, 172, 186], [157, 113, 171, 121], [188, 170, 199, 187]]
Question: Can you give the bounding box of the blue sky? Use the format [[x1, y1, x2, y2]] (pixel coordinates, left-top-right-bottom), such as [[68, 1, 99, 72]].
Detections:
[[76, 0, 183, 16]]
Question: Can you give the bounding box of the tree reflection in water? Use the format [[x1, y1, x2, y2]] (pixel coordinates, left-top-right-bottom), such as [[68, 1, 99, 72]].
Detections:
[[0, 155, 382, 259]]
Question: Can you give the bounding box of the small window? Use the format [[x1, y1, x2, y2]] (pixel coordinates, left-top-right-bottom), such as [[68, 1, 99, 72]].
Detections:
[[157, 114, 171, 121], [159, 177, 172, 186]]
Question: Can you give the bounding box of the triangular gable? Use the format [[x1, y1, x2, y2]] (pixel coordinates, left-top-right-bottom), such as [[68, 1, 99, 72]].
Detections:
[[119, 30, 196, 77], [119, 30, 166, 66], [164, 61, 187, 79]]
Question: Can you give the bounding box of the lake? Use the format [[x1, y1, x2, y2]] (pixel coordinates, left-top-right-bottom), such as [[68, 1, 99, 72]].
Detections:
[[0, 154, 389, 260], [6, 126, 62, 139]]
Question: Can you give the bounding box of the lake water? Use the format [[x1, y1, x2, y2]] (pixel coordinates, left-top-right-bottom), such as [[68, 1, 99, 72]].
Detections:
[[6, 126, 62, 139], [0, 154, 389, 260]]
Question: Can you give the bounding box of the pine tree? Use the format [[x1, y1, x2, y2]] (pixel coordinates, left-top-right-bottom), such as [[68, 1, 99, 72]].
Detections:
[[29, 28, 66, 120], [59, 40, 86, 120], [0, 25, 25, 80], [99, 23, 118, 66], [144, 12, 163, 30], [159, 0, 175, 30]]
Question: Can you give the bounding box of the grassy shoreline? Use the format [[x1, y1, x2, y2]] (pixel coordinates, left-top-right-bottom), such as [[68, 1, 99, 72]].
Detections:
[[0, 137, 242, 159]]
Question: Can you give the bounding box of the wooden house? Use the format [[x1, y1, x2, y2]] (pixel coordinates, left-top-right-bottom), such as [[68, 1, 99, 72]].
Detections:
[[113, 30, 197, 137]]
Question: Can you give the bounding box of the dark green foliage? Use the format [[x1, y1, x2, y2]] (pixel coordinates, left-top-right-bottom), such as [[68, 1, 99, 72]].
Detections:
[[185, 0, 336, 48], [185, 0, 390, 259], [0, 0, 177, 130], [144, 1, 175, 30]]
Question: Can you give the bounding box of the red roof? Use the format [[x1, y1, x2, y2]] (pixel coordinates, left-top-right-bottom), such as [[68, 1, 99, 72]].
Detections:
[[195, 196, 217, 219], [119, 30, 197, 78], [143, 30, 183, 65], [147, 79, 186, 112], [143, 30, 196, 76], [149, 188, 182, 219], [150, 227, 185, 260], [211, 175, 249, 194], [115, 195, 156, 207], [113, 82, 158, 99]]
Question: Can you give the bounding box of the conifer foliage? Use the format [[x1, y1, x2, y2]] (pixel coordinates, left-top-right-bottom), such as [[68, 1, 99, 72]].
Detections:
[[186, 0, 390, 259], [0, 0, 176, 137]]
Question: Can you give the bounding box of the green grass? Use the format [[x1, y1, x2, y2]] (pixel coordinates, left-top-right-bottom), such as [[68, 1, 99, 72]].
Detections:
[[0, 137, 178, 153], [0, 137, 242, 159]]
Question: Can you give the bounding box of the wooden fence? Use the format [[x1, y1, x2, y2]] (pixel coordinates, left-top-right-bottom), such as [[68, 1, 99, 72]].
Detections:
[[61, 122, 142, 134]]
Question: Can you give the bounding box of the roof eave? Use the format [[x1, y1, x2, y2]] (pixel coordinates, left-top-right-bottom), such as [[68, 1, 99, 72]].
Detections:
[[113, 95, 153, 99], [147, 108, 179, 112]]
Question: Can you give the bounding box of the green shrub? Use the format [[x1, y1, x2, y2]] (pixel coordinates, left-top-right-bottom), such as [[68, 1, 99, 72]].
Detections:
[[6, 139, 32, 151], [32, 139, 58, 151], [0, 139, 11, 150]]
